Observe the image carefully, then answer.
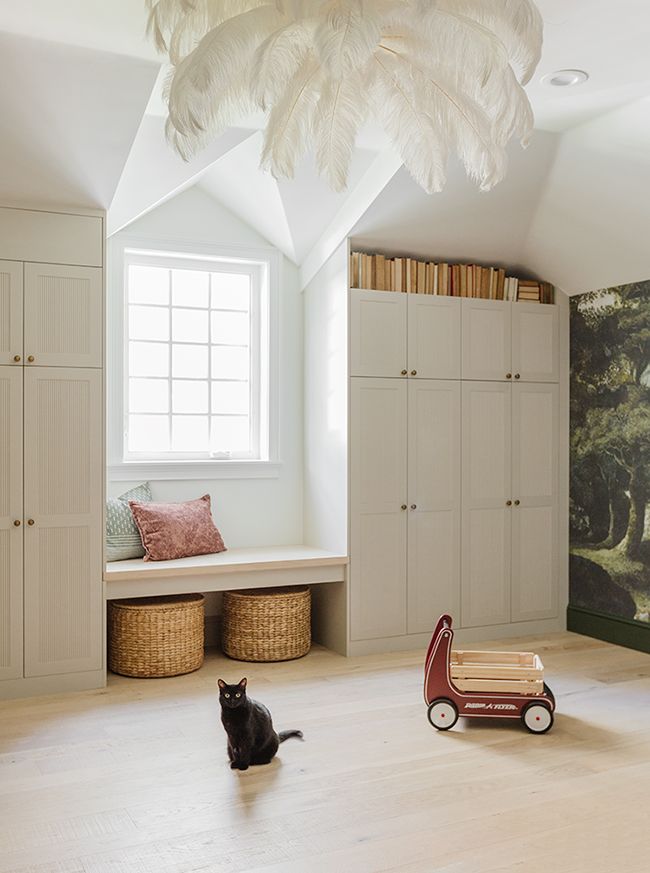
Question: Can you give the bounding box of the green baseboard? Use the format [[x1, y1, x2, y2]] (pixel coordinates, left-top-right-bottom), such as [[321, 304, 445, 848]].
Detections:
[[567, 606, 650, 654]]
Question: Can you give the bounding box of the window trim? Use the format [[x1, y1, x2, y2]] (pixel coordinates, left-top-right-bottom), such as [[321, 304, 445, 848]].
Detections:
[[108, 234, 281, 480]]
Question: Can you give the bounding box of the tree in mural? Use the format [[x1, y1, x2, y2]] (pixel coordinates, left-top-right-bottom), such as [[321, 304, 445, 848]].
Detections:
[[570, 280, 650, 621]]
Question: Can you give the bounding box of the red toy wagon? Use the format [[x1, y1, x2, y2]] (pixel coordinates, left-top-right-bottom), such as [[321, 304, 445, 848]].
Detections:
[[424, 615, 555, 734]]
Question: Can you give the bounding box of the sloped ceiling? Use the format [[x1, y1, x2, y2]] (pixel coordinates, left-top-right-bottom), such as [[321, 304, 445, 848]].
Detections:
[[351, 132, 560, 273], [523, 96, 650, 294], [199, 135, 380, 264], [0, 31, 157, 209], [1, 1, 650, 294]]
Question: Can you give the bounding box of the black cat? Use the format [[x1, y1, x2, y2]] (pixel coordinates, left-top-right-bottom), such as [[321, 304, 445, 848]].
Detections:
[[217, 677, 303, 770]]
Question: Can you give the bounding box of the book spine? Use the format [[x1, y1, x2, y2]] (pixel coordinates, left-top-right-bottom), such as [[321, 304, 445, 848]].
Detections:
[[497, 268, 505, 301], [417, 260, 425, 294]]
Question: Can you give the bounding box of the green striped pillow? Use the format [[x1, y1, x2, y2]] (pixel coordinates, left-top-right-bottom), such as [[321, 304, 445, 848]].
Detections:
[[106, 482, 152, 562]]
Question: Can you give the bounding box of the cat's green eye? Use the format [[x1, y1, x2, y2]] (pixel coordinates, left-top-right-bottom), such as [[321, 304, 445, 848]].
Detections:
[[225, 693, 230, 698], [235, 692, 241, 698]]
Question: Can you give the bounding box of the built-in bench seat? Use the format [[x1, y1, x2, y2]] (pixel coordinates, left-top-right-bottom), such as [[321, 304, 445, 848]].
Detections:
[[104, 546, 348, 600]]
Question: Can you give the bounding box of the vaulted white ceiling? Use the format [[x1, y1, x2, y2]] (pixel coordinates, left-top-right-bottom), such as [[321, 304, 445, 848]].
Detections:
[[0, 30, 157, 209], [1, 0, 649, 293]]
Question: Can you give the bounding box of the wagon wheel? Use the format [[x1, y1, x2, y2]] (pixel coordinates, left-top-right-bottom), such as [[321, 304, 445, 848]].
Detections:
[[543, 682, 555, 707], [521, 701, 554, 734], [427, 698, 459, 731]]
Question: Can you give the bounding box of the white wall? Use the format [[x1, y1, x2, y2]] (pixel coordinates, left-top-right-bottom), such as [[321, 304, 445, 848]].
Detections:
[[303, 242, 349, 555], [523, 97, 650, 294], [107, 186, 304, 553], [350, 132, 560, 275], [0, 31, 157, 210]]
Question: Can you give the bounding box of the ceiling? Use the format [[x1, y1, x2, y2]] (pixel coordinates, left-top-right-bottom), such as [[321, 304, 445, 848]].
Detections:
[[1, 1, 649, 291]]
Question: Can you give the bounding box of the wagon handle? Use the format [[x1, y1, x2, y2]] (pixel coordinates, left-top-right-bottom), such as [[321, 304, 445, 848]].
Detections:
[[425, 614, 453, 674]]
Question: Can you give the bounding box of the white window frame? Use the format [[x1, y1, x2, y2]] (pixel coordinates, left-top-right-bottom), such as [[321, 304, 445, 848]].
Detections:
[[108, 235, 281, 480]]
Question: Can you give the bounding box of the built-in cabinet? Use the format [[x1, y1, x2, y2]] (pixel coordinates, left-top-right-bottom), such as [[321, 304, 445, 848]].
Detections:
[[0, 210, 104, 698], [0, 365, 23, 680], [350, 378, 408, 639], [350, 377, 461, 641], [348, 288, 560, 645], [461, 298, 559, 382], [0, 260, 23, 365], [23, 367, 103, 677], [350, 291, 462, 379], [24, 263, 103, 368]]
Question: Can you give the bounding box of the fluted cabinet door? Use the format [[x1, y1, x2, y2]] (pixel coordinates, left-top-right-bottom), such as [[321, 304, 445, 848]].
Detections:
[[350, 378, 408, 640], [0, 366, 23, 680], [0, 260, 23, 365], [407, 380, 461, 634], [24, 263, 102, 368], [23, 367, 103, 677], [461, 382, 512, 627], [511, 383, 559, 621]]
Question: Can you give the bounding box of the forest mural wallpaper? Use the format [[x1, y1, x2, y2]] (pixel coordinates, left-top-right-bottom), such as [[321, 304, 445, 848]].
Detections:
[[570, 279, 650, 629]]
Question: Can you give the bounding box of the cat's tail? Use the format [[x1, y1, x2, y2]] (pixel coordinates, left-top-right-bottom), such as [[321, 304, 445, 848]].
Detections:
[[278, 729, 303, 742]]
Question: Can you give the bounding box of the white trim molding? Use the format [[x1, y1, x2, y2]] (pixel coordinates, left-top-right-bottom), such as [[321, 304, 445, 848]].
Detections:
[[107, 460, 282, 481], [108, 233, 281, 480]]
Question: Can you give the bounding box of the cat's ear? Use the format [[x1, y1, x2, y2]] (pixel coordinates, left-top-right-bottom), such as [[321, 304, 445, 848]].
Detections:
[[238, 677, 247, 690], [217, 679, 226, 690]]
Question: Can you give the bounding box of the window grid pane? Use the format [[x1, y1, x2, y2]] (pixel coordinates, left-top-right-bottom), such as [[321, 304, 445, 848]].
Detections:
[[126, 260, 257, 458]]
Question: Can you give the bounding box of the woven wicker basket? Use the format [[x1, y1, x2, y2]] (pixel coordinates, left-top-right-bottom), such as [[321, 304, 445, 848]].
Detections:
[[222, 587, 311, 662], [108, 594, 205, 678]]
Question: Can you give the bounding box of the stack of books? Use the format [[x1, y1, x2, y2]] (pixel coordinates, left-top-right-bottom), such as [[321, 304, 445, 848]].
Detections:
[[349, 251, 554, 304]]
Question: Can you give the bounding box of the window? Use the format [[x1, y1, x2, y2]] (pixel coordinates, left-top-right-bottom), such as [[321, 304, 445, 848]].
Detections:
[[120, 248, 272, 464]]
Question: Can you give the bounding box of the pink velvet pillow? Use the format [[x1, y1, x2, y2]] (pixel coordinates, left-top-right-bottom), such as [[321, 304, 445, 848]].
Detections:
[[129, 494, 226, 562]]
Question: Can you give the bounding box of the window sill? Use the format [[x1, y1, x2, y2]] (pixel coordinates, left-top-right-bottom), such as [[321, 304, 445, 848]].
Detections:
[[108, 460, 282, 482]]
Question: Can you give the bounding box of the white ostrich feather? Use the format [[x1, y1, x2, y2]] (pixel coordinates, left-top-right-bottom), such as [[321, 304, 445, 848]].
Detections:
[[314, 71, 369, 190], [251, 21, 312, 109], [314, 1, 382, 75], [372, 49, 447, 194], [148, 0, 543, 192], [433, 0, 542, 84], [167, 5, 284, 135], [261, 54, 322, 179]]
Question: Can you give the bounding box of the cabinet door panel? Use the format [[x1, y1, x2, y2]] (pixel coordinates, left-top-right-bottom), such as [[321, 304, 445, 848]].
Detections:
[[407, 296, 461, 379], [461, 300, 511, 381], [0, 367, 23, 680], [461, 382, 511, 627], [512, 304, 559, 382], [24, 263, 102, 368], [407, 381, 460, 633], [350, 378, 407, 640], [23, 368, 103, 677], [0, 260, 23, 365], [350, 289, 407, 377], [512, 383, 559, 621]]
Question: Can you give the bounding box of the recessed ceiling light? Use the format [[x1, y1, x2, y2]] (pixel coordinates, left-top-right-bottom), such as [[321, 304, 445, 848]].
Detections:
[[541, 69, 589, 87]]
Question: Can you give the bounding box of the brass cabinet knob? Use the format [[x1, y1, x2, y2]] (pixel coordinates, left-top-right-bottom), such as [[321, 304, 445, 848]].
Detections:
[[401, 504, 407, 511], [13, 519, 21, 527], [401, 369, 408, 376], [27, 355, 35, 363], [506, 373, 512, 379], [506, 500, 512, 506], [410, 504, 417, 510], [514, 373, 520, 379], [13, 354, 21, 362], [27, 518, 35, 526], [514, 499, 520, 506], [411, 370, 417, 376]]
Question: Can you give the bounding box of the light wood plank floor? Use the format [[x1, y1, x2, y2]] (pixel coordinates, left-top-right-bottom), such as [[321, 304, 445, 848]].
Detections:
[[1, 632, 650, 873]]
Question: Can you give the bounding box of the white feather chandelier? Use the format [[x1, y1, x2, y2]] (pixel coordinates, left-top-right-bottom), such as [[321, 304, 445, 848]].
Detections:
[[147, 0, 543, 193]]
